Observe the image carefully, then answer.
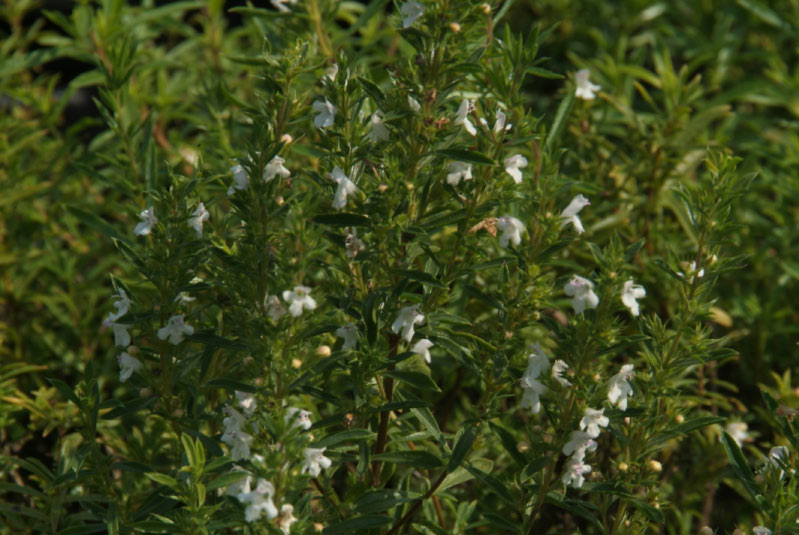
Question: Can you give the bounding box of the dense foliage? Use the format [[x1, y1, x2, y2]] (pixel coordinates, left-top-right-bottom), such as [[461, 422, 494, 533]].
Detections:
[[2, 1, 799, 534]]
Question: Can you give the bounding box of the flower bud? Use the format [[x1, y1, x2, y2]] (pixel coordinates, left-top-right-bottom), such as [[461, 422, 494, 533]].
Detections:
[[675, 414, 685, 424], [378, 184, 388, 193], [647, 460, 662, 473], [291, 358, 303, 369], [624, 416, 631, 425], [517, 441, 530, 453], [127, 345, 139, 356], [699, 527, 714, 535], [405, 182, 414, 191], [316, 345, 332, 357], [314, 523, 324, 532], [618, 462, 629, 472], [449, 22, 461, 32], [481, 3, 491, 13], [732, 530, 744, 535], [280, 133, 293, 144], [609, 271, 616, 279], [139, 387, 153, 397], [174, 409, 184, 418], [276, 196, 285, 206]]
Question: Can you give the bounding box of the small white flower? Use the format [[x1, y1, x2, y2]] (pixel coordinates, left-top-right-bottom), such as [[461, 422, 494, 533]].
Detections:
[[103, 289, 132, 347], [551, 359, 571, 387], [134, 208, 157, 236], [412, 338, 434, 364], [560, 194, 591, 234], [446, 162, 473, 186], [564, 275, 599, 314], [228, 164, 249, 196], [236, 391, 257, 417], [117, 352, 143, 382], [608, 364, 635, 411], [766, 446, 790, 479], [224, 469, 252, 497], [399, 0, 425, 28], [223, 405, 247, 432], [324, 63, 339, 82], [503, 154, 528, 184], [270, 0, 297, 13], [408, 95, 421, 112], [329, 166, 358, 210], [391, 305, 425, 342], [677, 261, 705, 283], [345, 231, 365, 258], [366, 111, 390, 143], [753, 528, 772, 535], [110, 289, 132, 318], [265, 295, 287, 321], [223, 429, 253, 461], [562, 430, 598, 457], [580, 408, 609, 438], [562, 455, 592, 488], [621, 279, 646, 316], [726, 422, 749, 447], [336, 324, 359, 350], [238, 479, 278, 522], [278, 504, 297, 535], [110, 323, 131, 347], [575, 69, 601, 100], [497, 216, 525, 248], [263, 155, 290, 182], [312, 99, 337, 129], [520, 379, 546, 414], [282, 286, 317, 317], [189, 202, 209, 237], [157, 314, 194, 345], [302, 447, 332, 478], [285, 407, 313, 431], [454, 99, 477, 136], [174, 291, 196, 304], [522, 343, 550, 383]]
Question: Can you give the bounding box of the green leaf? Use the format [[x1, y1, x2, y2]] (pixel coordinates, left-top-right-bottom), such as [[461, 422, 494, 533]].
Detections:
[[437, 458, 493, 493], [629, 498, 665, 523], [47, 378, 82, 407], [56, 525, 109, 535], [488, 422, 527, 465], [526, 66, 563, 79], [392, 269, 446, 289], [648, 416, 726, 447], [435, 148, 495, 165], [206, 471, 249, 492], [721, 431, 761, 504], [372, 450, 443, 469], [448, 424, 477, 471], [188, 333, 249, 351], [204, 378, 257, 393], [101, 397, 157, 420], [354, 489, 420, 514], [370, 400, 431, 413], [465, 465, 514, 504], [323, 515, 392, 535], [463, 284, 505, 312], [313, 213, 372, 227], [736, 0, 793, 30], [145, 473, 179, 490], [383, 370, 440, 392], [544, 89, 575, 151], [313, 429, 376, 448], [410, 407, 442, 439], [358, 77, 386, 104]]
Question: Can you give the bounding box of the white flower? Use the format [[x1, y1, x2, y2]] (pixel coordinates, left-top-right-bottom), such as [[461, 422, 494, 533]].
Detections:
[[504, 154, 528, 184], [223, 405, 247, 432], [270, 0, 297, 13], [236, 391, 257, 417], [412, 338, 434, 364], [766, 446, 790, 479], [224, 429, 253, 461], [285, 407, 313, 431], [345, 231, 365, 258], [400, 0, 425, 28], [329, 166, 358, 210], [446, 162, 473, 186], [607, 364, 635, 411], [497, 216, 525, 248], [726, 422, 749, 447], [336, 324, 359, 350], [677, 261, 705, 283], [110, 323, 131, 347], [157, 314, 194, 345], [263, 156, 290, 182], [560, 194, 590, 234], [302, 447, 332, 478], [454, 99, 477, 136], [520, 379, 546, 414], [522, 343, 550, 383], [564, 275, 599, 314], [238, 479, 278, 522], [575, 69, 601, 100], [493, 109, 510, 133], [117, 352, 143, 382], [228, 164, 249, 196], [580, 408, 609, 438], [753, 528, 772, 535], [324, 63, 339, 82], [562, 455, 592, 488], [103, 289, 132, 347], [279, 504, 298, 534], [621, 279, 646, 316], [562, 430, 598, 457], [174, 291, 196, 304], [551, 359, 571, 387], [391, 305, 425, 342], [110, 288, 132, 318], [265, 295, 287, 321], [312, 99, 337, 129], [134, 208, 157, 236], [282, 286, 317, 317], [408, 95, 421, 112], [366, 111, 390, 143], [189, 202, 209, 237], [224, 469, 252, 497]]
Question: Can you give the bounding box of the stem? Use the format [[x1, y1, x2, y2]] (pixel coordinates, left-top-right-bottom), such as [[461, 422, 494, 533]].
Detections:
[[372, 335, 400, 486], [526, 461, 555, 535], [385, 470, 449, 535]]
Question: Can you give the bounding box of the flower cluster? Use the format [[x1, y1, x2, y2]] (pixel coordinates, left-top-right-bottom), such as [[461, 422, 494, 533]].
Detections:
[[561, 408, 608, 488]]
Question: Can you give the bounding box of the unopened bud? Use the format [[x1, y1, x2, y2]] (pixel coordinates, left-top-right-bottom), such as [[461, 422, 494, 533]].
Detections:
[[139, 387, 153, 397], [624, 416, 631, 425], [624, 519, 631, 526], [618, 462, 629, 472], [316, 345, 331, 357], [754, 473, 765, 484], [517, 441, 530, 453], [545, 211, 553, 219], [609, 271, 616, 279], [280, 133, 293, 144], [405, 182, 414, 191], [647, 460, 662, 473], [709, 254, 718, 265], [532, 311, 541, 320], [699, 527, 714, 535], [378, 184, 388, 193], [593, 373, 601, 381], [314, 523, 324, 532], [732, 530, 744, 535], [276, 196, 285, 206], [449, 22, 461, 32], [291, 358, 302, 369], [127, 345, 139, 356], [480, 3, 491, 14], [174, 409, 184, 418], [653, 501, 660, 509], [675, 414, 685, 424]]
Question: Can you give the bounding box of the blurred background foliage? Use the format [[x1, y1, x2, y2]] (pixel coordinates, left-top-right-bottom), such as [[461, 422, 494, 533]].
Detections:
[[1, 0, 798, 533]]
